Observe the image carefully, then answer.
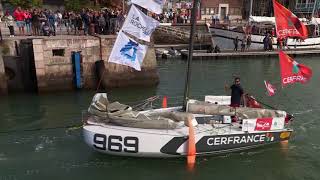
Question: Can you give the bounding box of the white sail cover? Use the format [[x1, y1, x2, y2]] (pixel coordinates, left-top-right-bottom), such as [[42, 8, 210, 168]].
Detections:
[[249, 16, 308, 24], [131, 0, 165, 14], [122, 5, 160, 42], [109, 31, 148, 71]]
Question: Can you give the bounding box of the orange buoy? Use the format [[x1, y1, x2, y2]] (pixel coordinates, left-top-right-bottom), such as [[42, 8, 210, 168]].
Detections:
[[162, 96, 168, 108], [187, 118, 196, 171]]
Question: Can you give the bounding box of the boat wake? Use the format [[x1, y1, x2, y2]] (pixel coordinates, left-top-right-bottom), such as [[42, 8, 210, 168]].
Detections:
[[0, 153, 7, 161], [293, 109, 313, 115]]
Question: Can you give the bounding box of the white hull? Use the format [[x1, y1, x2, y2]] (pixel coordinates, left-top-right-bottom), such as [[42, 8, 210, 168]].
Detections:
[[83, 94, 293, 158], [83, 121, 292, 158], [83, 107, 293, 158], [210, 27, 320, 50]]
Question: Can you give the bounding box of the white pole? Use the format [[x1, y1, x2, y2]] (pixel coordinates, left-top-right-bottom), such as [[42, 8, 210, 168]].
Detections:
[[249, 0, 253, 17], [312, 0, 317, 18]]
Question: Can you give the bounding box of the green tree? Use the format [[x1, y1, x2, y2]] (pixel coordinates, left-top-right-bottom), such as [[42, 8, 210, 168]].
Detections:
[[6, 0, 42, 9], [64, 0, 91, 11]]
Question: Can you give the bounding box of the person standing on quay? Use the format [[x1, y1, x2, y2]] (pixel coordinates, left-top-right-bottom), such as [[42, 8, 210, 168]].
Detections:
[[234, 36, 239, 51], [4, 11, 15, 37], [246, 34, 251, 50], [24, 10, 32, 36], [13, 7, 25, 36]]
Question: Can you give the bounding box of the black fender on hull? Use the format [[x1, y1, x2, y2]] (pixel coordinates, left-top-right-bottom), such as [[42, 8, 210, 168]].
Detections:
[[95, 60, 108, 90]]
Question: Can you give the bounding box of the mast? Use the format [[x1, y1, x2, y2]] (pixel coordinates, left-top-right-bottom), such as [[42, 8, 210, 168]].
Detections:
[[249, 0, 253, 19], [183, 0, 200, 110], [312, 0, 318, 18]]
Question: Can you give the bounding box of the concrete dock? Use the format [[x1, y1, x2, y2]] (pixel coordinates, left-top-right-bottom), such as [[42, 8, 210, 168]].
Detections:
[[181, 49, 320, 60]]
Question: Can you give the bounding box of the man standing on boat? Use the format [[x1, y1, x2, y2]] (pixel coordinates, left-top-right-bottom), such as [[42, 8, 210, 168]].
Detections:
[[225, 77, 244, 107]]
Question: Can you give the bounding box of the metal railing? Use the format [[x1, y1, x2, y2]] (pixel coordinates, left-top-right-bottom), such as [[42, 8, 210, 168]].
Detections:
[[295, 2, 320, 13]]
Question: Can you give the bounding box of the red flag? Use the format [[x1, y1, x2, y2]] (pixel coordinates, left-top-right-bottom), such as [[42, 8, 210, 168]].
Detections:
[[264, 80, 276, 96], [273, 0, 308, 40], [279, 51, 312, 87]]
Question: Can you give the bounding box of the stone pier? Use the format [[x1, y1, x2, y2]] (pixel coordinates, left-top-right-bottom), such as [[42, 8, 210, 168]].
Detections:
[[0, 46, 8, 95], [0, 35, 159, 94]]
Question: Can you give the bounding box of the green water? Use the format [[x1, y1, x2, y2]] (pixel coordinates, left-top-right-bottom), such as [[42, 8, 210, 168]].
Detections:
[[1, 57, 320, 180]]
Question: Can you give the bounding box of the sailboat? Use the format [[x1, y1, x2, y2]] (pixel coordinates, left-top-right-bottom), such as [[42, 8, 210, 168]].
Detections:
[[210, 0, 320, 49], [82, 0, 294, 158]]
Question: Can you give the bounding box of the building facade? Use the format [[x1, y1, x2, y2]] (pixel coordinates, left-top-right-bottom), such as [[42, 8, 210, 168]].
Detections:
[[295, 0, 320, 17], [200, 0, 243, 20]]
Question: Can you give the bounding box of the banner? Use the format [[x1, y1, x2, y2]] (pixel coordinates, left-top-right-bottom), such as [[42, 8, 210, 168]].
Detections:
[[264, 80, 276, 96], [131, 0, 165, 14], [122, 5, 160, 42], [242, 117, 285, 132], [109, 31, 148, 71], [279, 51, 312, 86], [273, 0, 308, 40]]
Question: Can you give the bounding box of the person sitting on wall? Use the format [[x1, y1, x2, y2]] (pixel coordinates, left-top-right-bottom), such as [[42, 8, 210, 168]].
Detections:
[[207, 45, 214, 53], [214, 45, 221, 53]]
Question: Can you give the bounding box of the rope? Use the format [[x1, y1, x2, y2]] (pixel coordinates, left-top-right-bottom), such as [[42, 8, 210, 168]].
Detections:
[[96, 69, 106, 92], [0, 124, 83, 134]]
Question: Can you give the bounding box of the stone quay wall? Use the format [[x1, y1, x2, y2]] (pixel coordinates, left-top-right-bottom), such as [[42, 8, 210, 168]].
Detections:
[[1, 35, 159, 94], [0, 47, 8, 95]]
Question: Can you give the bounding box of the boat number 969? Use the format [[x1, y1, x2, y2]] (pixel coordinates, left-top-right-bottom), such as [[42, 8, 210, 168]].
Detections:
[[93, 134, 139, 153]]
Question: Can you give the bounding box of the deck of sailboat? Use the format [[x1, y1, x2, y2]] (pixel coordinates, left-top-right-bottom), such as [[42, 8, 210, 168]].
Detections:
[[85, 116, 263, 137]]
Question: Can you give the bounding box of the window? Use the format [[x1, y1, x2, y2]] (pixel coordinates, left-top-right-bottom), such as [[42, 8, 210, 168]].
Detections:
[[201, 8, 205, 15], [52, 49, 65, 57], [234, 8, 241, 15], [229, 8, 234, 15], [206, 8, 210, 15], [210, 8, 214, 14]]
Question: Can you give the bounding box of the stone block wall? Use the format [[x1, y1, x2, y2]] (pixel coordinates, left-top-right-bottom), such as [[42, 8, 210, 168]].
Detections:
[[32, 35, 159, 92], [0, 46, 8, 95], [32, 36, 101, 92]]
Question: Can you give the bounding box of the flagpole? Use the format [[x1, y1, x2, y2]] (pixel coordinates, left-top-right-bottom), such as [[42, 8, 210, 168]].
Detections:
[[312, 0, 318, 18], [272, 0, 278, 42], [183, 0, 200, 110], [249, 0, 253, 19]]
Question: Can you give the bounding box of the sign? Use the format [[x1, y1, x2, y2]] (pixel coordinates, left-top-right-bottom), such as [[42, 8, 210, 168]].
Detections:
[[242, 117, 285, 132]]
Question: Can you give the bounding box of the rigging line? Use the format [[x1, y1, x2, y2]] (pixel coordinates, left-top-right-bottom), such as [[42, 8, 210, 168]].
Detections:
[[0, 124, 83, 134], [96, 69, 106, 92]]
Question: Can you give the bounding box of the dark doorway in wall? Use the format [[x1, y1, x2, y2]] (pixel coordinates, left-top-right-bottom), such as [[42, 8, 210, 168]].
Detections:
[[20, 39, 38, 92]]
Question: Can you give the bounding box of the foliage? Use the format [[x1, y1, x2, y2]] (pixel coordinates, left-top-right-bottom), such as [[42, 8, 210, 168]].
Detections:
[[0, 42, 10, 56], [5, 0, 42, 9], [64, 0, 92, 11]]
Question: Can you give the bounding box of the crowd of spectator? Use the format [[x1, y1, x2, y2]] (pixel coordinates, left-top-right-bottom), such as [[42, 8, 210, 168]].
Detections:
[[1, 7, 125, 37], [154, 11, 191, 24]]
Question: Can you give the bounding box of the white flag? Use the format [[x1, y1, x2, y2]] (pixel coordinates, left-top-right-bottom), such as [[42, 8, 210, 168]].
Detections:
[[131, 0, 165, 14], [122, 5, 160, 42], [109, 31, 148, 71]]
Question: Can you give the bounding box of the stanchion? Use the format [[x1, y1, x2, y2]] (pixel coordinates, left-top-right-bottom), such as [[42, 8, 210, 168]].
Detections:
[[0, 28, 3, 42]]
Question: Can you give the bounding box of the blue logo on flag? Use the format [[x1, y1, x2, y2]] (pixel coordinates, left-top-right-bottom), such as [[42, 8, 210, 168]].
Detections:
[[120, 40, 139, 62]]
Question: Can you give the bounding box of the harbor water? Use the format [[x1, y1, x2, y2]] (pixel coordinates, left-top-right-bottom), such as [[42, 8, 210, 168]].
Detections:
[[1, 56, 320, 180]]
